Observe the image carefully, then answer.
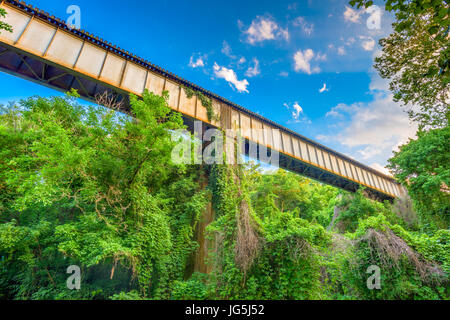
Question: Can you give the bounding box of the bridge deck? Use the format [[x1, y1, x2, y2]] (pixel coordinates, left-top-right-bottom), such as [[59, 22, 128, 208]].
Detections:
[[0, 0, 404, 201]]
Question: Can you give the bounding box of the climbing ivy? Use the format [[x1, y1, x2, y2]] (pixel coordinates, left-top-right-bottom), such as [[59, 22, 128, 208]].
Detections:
[[182, 86, 217, 123], [0, 8, 13, 35]]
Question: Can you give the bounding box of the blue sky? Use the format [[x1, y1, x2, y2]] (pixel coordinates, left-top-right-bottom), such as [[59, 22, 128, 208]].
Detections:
[[0, 0, 418, 174]]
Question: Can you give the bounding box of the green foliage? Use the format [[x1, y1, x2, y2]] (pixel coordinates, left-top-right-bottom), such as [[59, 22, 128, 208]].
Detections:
[[110, 290, 145, 300], [332, 189, 402, 233], [250, 169, 338, 227], [351, 0, 449, 40], [0, 87, 447, 300], [182, 86, 216, 122], [0, 8, 13, 34], [206, 163, 447, 300], [0, 90, 208, 299], [336, 214, 449, 299], [171, 273, 210, 300], [206, 165, 332, 299], [350, 0, 449, 129], [388, 127, 450, 230]]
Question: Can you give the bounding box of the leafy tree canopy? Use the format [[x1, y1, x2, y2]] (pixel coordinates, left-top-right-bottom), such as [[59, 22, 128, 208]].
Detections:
[[388, 127, 450, 229], [350, 0, 449, 129]]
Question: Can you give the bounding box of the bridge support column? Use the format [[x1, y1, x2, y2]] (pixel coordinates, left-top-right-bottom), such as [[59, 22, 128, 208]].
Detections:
[[185, 118, 240, 278], [392, 189, 417, 226], [192, 199, 215, 274], [184, 168, 216, 278], [327, 194, 350, 232], [185, 124, 219, 278]]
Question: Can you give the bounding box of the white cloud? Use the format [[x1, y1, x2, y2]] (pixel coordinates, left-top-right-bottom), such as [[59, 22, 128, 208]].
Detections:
[[189, 54, 206, 68], [315, 53, 327, 61], [279, 71, 289, 77], [292, 16, 314, 35], [358, 145, 382, 159], [213, 62, 249, 93], [369, 163, 392, 176], [221, 41, 236, 59], [362, 39, 375, 51], [293, 49, 321, 74], [343, 6, 362, 23], [325, 103, 358, 117], [346, 37, 356, 46], [241, 16, 289, 45], [292, 102, 303, 119], [320, 68, 419, 167], [245, 58, 261, 77], [316, 134, 330, 142], [360, 36, 376, 51], [319, 83, 329, 93], [284, 102, 306, 122], [323, 91, 417, 164], [222, 41, 247, 67], [278, 28, 290, 41], [325, 109, 340, 117], [337, 46, 346, 56]]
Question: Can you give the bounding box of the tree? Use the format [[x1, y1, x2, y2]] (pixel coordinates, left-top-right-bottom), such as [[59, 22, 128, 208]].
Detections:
[[250, 169, 338, 226], [0, 90, 209, 299], [350, 0, 449, 129], [387, 126, 450, 230]]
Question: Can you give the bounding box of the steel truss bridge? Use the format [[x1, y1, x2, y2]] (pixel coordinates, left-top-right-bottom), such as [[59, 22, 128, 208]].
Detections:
[[0, 0, 405, 201]]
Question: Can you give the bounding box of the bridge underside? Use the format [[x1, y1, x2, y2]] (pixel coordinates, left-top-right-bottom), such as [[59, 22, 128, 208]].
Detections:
[[0, 43, 393, 202], [184, 115, 391, 201], [0, 43, 130, 111]]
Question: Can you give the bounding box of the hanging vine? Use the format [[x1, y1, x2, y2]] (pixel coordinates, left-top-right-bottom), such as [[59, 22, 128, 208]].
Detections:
[[183, 86, 218, 123]]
